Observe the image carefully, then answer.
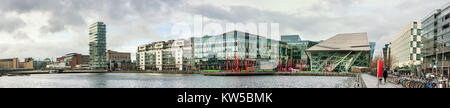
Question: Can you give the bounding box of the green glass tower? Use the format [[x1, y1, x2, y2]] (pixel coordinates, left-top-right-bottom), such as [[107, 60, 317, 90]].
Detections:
[[89, 22, 107, 69]]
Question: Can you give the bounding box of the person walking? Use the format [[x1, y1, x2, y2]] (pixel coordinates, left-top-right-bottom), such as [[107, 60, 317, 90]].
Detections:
[[383, 68, 388, 84]]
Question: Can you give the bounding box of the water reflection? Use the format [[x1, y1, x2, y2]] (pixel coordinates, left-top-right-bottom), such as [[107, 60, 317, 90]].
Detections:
[[0, 73, 354, 88]]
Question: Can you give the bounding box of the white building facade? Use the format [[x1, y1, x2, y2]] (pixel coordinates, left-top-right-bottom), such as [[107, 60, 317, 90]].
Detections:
[[391, 21, 422, 68], [137, 39, 193, 71]]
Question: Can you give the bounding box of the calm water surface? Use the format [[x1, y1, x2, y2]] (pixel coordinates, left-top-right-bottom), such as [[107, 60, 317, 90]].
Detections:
[[0, 73, 354, 88]]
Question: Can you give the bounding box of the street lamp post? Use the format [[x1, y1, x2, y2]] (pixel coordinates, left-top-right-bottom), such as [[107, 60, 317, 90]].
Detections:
[[442, 35, 444, 82]]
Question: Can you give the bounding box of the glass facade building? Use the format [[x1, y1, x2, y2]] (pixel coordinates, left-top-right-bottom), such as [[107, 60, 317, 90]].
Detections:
[[281, 35, 301, 42], [281, 35, 319, 71], [89, 22, 108, 69], [421, 3, 450, 72], [191, 31, 288, 71], [369, 42, 376, 60]]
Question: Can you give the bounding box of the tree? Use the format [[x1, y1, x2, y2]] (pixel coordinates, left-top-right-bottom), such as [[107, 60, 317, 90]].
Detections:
[[369, 52, 384, 68]]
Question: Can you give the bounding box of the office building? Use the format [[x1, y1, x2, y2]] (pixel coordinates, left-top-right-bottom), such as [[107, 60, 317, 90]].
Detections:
[[422, 3, 450, 73], [369, 42, 376, 60], [281, 35, 320, 71], [191, 31, 288, 71], [391, 21, 422, 69]]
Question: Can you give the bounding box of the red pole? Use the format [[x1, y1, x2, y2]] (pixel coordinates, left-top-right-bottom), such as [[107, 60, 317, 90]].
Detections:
[[285, 57, 288, 72], [237, 56, 240, 73], [233, 54, 236, 72], [226, 56, 228, 72], [251, 61, 254, 72], [234, 56, 239, 72], [300, 60, 302, 71], [246, 57, 248, 72], [288, 59, 291, 72], [278, 57, 281, 72], [237, 54, 239, 73], [290, 59, 293, 72], [325, 61, 328, 72], [331, 61, 333, 71], [378, 60, 384, 88], [377, 60, 383, 79]]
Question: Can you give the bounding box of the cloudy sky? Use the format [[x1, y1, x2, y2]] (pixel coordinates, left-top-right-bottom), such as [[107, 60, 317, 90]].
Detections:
[[0, 0, 448, 61]]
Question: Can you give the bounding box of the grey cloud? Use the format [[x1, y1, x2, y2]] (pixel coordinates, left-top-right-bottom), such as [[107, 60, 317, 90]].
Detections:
[[13, 32, 30, 40], [0, 16, 25, 33], [0, 0, 448, 60], [2, 0, 184, 33], [0, 0, 186, 59], [184, 0, 448, 51]]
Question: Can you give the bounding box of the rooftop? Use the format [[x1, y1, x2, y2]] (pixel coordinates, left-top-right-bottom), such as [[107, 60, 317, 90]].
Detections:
[[306, 32, 370, 51]]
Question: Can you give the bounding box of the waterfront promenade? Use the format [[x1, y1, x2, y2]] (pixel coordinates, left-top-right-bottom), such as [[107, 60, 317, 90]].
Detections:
[[361, 74, 402, 88], [1, 69, 403, 88]]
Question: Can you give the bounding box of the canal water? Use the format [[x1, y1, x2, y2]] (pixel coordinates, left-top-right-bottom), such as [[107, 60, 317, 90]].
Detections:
[[0, 73, 355, 88]]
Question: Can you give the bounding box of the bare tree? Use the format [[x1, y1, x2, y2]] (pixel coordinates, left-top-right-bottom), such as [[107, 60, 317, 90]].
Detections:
[[369, 52, 384, 68]]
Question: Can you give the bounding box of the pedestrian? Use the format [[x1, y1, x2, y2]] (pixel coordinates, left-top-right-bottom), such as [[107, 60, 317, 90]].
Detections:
[[383, 68, 388, 84]]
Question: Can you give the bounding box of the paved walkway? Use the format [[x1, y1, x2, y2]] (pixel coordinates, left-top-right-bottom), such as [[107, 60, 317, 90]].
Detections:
[[361, 74, 403, 88]]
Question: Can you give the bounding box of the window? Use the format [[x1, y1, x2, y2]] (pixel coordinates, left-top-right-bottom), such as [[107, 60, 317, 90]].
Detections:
[[417, 29, 421, 35], [443, 24, 449, 29], [410, 54, 413, 60], [410, 42, 413, 47], [413, 48, 417, 53], [417, 42, 421, 47], [413, 35, 417, 41], [416, 55, 421, 60], [413, 22, 417, 28]]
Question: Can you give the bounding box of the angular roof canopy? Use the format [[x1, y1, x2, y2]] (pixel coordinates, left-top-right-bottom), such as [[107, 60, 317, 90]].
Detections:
[[306, 32, 370, 51]]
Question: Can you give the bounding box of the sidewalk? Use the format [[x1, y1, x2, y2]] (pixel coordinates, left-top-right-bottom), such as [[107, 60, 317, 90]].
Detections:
[[361, 74, 402, 88]]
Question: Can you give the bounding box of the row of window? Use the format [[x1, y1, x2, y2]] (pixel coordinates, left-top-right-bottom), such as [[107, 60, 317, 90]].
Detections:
[[410, 41, 421, 47], [410, 54, 421, 61]]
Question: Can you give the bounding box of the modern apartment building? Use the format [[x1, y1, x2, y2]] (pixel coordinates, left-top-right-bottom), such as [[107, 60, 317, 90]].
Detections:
[[191, 31, 288, 71], [89, 22, 107, 69], [137, 39, 193, 71], [422, 3, 450, 72], [391, 21, 422, 69]]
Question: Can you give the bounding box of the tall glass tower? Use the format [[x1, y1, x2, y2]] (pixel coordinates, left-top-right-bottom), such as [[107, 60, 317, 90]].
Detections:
[[89, 22, 107, 69]]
